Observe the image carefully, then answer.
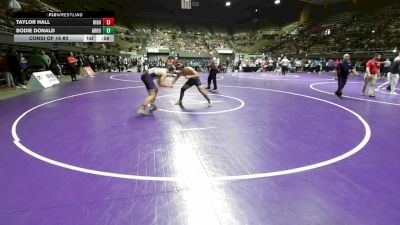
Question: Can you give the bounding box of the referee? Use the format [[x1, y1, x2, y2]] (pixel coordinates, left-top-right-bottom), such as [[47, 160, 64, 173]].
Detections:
[[206, 52, 218, 91], [335, 54, 358, 99]]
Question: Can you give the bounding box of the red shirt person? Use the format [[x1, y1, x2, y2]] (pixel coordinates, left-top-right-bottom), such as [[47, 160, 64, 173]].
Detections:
[[366, 57, 381, 75], [362, 54, 381, 97], [66, 52, 78, 81], [67, 55, 77, 67], [334, 59, 340, 68], [333, 59, 341, 80]]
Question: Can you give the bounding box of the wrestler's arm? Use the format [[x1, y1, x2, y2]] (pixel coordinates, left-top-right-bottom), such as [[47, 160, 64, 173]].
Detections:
[[158, 72, 172, 88], [170, 74, 181, 86]]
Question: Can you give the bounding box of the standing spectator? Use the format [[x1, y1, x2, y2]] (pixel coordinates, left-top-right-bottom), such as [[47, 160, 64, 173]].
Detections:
[[66, 52, 78, 81], [158, 58, 163, 67], [321, 59, 327, 72], [226, 58, 231, 72], [132, 58, 137, 70], [123, 57, 128, 70], [116, 56, 123, 72], [101, 56, 107, 71], [29, 49, 47, 72], [96, 56, 102, 72], [388, 59, 400, 95], [41, 51, 51, 70], [362, 54, 381, 98], [310, 59, 316, 73], [326, 59, 334, 72], [49, 52, 62, 77], [280, 56, 290, 76], [256, 58, 266, 73], [304, 59, 310, 73], [19, 53, 28, 83], [137, 57, 142, 72], [378, 58, 400, 94], [382, 58, 391, 77], [268, 58, 274, 72], [294, 59, 301, 72], [106, 56, 113, 72], [76, 53, 83, 75], [7, 48, 25, 88], [165, 58, 171, 67], [273, 57, 282, 75], [395, 52, 400, 61], [1, 52, 15, 88], [314, 59, 322, 74], [88, 55, 96, 71], [83, 55, 91, 68], [143, 59, 149, 71]]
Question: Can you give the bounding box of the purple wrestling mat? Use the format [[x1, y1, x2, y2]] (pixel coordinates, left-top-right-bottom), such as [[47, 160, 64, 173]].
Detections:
[[0, 71, 399, 225]]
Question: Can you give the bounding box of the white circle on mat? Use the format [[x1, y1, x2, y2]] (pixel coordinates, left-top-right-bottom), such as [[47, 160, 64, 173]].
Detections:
[[156, 93, 245, 115], [110, 74, 142, 83], [310, 81, 400, 106], [11, 85, 371, 182]]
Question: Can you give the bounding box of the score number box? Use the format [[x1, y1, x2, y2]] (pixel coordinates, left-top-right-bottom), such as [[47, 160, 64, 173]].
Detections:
[[102, 18, 115, 26], [102, 26, 114, 34]]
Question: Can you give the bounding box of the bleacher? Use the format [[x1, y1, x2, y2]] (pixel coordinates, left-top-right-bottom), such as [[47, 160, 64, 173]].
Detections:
[[0, 9, 14, 33], [266, 3, 400, 56], [2, 0, 399, 61], [185, 25, 209, 35], [322, 11, 357, 25]]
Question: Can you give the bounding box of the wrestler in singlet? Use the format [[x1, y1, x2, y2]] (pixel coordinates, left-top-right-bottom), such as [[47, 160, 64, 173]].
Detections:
[[138, 67, 172, 116]]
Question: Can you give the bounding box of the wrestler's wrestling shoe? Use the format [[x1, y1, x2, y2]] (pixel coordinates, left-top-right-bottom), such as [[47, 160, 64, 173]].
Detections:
[[149, 104, 158, 111], [137, 106, 149, 116]]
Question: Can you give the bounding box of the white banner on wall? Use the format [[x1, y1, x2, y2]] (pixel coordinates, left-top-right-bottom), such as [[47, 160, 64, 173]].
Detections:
[[147, 48, 159, 53], [217, 49, 234, 54]]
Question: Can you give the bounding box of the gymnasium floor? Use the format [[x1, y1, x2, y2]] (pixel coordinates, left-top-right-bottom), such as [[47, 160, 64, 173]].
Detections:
[[0, 71, 399, 225]]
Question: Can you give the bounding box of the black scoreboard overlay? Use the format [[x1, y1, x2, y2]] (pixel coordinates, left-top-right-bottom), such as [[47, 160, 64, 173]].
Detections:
[[13, 11, 115, 43]]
